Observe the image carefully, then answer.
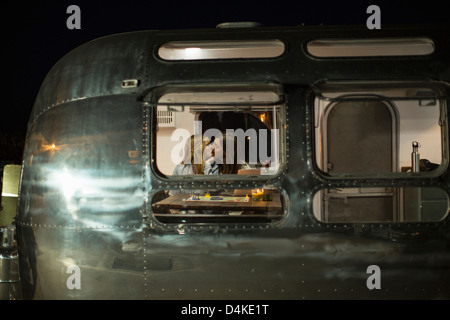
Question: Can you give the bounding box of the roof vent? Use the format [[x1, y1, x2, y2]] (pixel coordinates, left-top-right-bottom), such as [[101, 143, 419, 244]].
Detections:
[[216, 22, 262, 28]]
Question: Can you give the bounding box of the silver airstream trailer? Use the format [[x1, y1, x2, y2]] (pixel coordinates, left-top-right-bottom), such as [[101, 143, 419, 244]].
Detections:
[[8, 23, 450, 300]]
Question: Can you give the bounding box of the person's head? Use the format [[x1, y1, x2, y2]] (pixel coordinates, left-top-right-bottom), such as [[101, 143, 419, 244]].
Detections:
[[216, 133, 242, 174], [181, 135, 208, 174]]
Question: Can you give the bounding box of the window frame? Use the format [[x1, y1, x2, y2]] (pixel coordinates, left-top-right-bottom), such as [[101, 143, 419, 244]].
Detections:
[[311, 81, 449, 179]]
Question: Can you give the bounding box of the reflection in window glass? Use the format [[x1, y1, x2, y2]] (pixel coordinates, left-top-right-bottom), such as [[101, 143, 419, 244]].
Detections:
[[314, 85, 445, 176], [313, 187, 449, 223], [151, 188, 284, 224], [154, 86, 284, 177]]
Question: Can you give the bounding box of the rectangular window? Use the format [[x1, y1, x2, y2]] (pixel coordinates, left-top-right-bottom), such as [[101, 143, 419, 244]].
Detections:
[[313, 82, 448, 177], [158, 40, 285, 60], [0, 164, 21, 226], [307, 38, 435, 58], [313, 187, 449, 223]]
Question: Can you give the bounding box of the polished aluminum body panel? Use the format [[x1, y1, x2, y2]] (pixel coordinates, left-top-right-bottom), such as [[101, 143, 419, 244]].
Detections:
[[15, 25, 450, 299]]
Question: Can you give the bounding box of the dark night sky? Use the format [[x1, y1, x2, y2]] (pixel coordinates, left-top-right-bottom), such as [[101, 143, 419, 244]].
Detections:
[[1, 0, 449, 134]]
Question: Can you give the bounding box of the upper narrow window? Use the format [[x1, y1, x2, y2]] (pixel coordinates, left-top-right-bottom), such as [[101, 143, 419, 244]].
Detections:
[[158, 40, 285, 60], [313, 187, 449, 223], [307, 38, 435, 57], [145, 84, 287, 225], [147, 84, 285, 178]]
